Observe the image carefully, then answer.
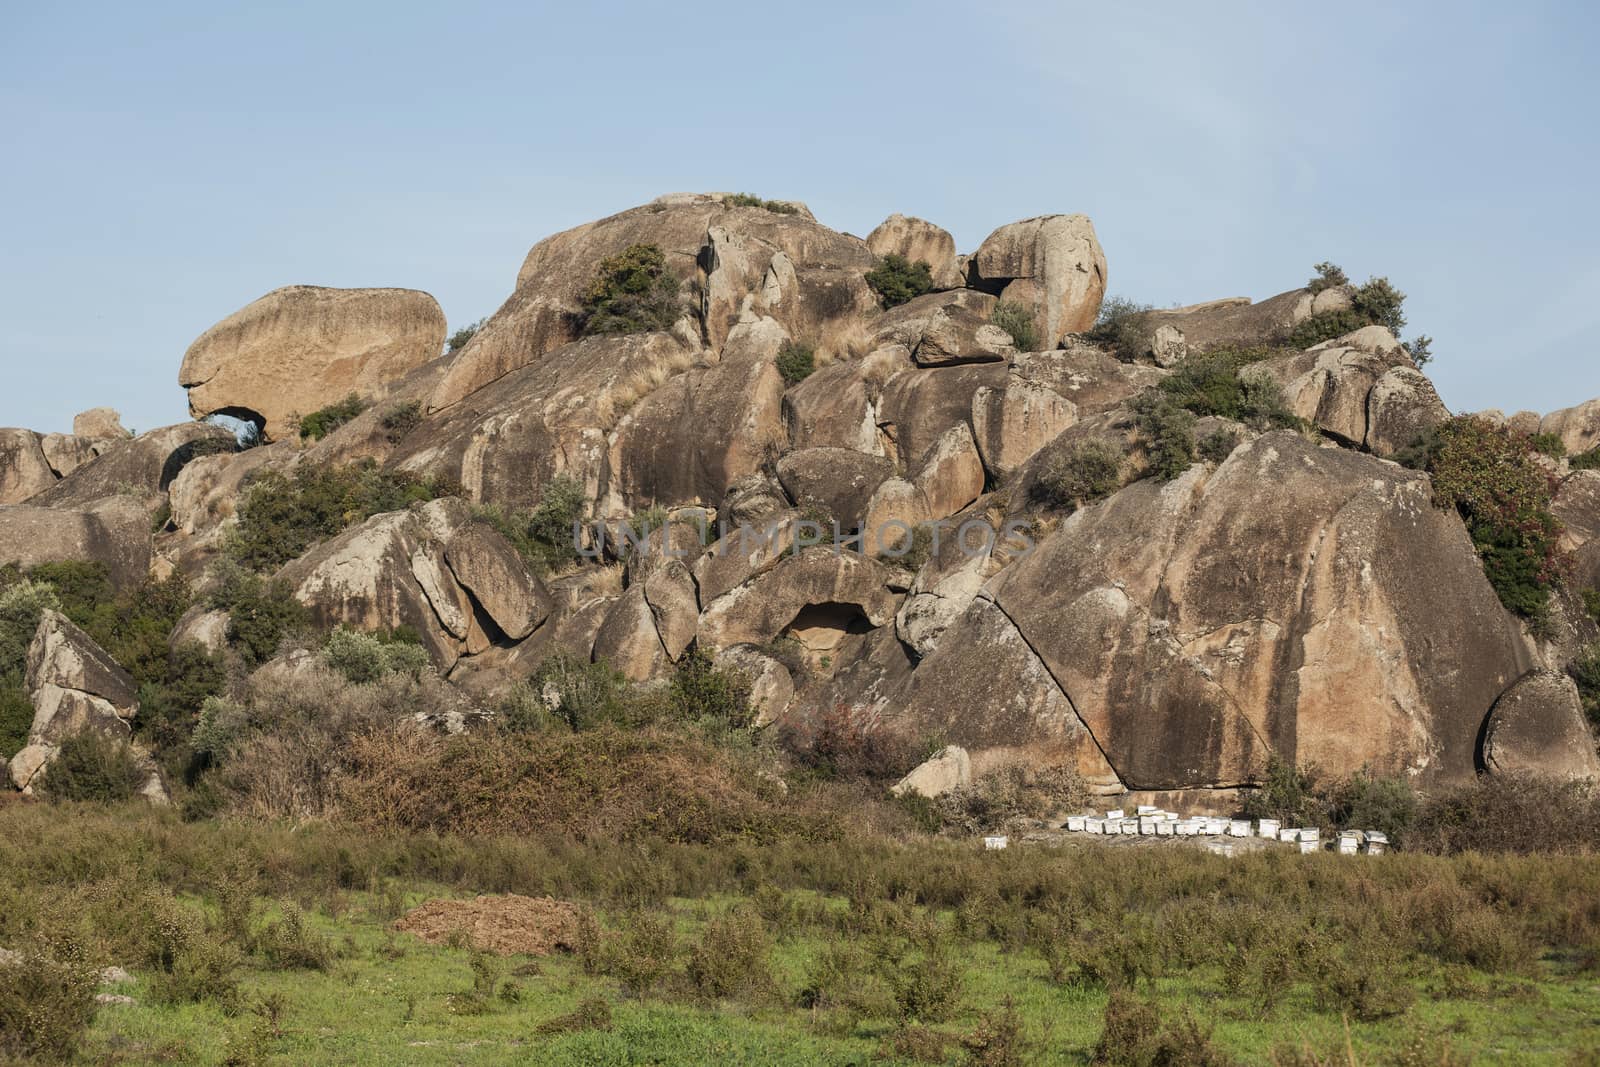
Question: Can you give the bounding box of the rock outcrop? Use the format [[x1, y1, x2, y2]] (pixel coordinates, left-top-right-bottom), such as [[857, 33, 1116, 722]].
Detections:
[[969, 215, 1107, 347], [865, 214, 963, 290], [0, 499, 153, 589], [180, 286, 447, 440], [8, 611, 164, 801], [1481, 670, 1600, 780], [0, 429, 56, 504]]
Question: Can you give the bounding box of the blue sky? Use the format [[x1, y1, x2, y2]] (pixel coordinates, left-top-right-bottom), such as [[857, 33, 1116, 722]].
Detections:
[[2, 1, 1596, 434]]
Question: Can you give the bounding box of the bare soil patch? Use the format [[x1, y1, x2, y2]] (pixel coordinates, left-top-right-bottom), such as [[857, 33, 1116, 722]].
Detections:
[[394, 894, 584, 955]]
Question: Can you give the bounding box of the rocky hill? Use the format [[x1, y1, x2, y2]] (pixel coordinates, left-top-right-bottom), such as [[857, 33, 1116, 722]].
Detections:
[[4, 190, 1598, 806]]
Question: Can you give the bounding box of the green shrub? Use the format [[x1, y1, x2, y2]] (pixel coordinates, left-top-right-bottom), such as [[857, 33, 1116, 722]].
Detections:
[[1129, 393, 1198, 481], [990, 300, 1039, 351], [446, 317, 485, 354], [666, 646, 754, 733], [685, 908, 774, 1001], [379, 400, 423, 442], [775, 340, 816, 385], [1313, 933, 1414, 1021], [0, 939, 99, 1061], [1571, 444, 1600, 471], [865, 253, 935, 308], [1529, 431, 1567, 458], [1036, 439, 1122, 510], [1094, 991, 1232, 1066], [579, 243, 686, 336], [1405, 334, 1434, 367], [960, 996, 1027, 1067], [889, 920, 964, 1024], [0, 579, 60, 756], [1408, 776, 1600, 854], [1241, 755, 1327, 829], [0, 685, 31, 761], [724, 192, 799, 214], [228, 461, 440, 572], [37, 732, 145, 803], [191, 695, 251, 765], [535, 996, 613, 1035], [1155, 348, 1298, 429], [473, 476, 587, 575], [1327, 769, 1418, 844], [322, 626, 429, 684], [135, 642, 227, 779], [1307, 261, 1349, 292], [1410, 416, 1565, 618], [528, 653, 631, 731], [1198, 427, 1240, 464], [298, 394, 368, 441], [602, 911, 678, 996], [254, 903, 334, 971], [1082, 295, 1153, 360], [1570, 646, 1600, 727], [210, 564, 312, 666]]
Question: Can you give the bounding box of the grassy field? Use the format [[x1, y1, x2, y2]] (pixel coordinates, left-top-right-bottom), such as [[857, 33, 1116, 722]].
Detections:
[[4, 804, 1600, 1065]]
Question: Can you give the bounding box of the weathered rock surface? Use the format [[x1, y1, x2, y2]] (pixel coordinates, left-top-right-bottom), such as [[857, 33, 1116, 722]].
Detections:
[[878, 363, 1010, 474], [9, 611, 164, 801], [1481, 670, 1600, 780], [1009, 344, 1167, 416], [781, 344, 910, 455], [971, 376, 1078, 478], [776, 448, 894, 529], [698, 547, 897, 650], [713, 645, 796, 727], [888, 433, 1533, 790], [866, 215, 962, 290], [276, 498, 539, 671], [181, 286, 446, 441], [970, 215, 1107, 346], [872, 291, 1012, 367], [0, 429, 56, 504], [1124, 287, 1346, 357], [393, 331, 699, 510], [29, 423, 236, 511], [0, 499, 153, 589], [1541, 398, 1600, 457], [891, 745, 972, 798], [73, 408, 129, 439]]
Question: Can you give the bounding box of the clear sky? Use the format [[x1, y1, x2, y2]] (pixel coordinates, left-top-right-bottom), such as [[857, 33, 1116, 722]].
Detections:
[[2, 1, 1596, 435]]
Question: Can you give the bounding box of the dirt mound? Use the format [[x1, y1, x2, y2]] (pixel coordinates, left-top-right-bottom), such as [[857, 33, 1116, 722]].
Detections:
[[394, 894, 584, 956]]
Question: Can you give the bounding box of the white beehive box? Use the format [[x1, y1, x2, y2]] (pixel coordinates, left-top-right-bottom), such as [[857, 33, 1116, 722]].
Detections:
[[1137, 805, 1159, 815], [1258, 818, 1281, 838], [1107, 809, 1125, 820], [1205, 817, 1229, 835], [1297, 831, 1320, 854], [1121, 819, 1140, 835], [1278, 828, 1299, 843], [1156, 821, 1174, 837], [1228, 820, 1251, 838], [1104, 819, 1121, 835], [1365, 831, 1388, 855], [1337, 831, 1361, 855], [984, 835, 1009, 850], [1086, 818, 1105, 834], [1139, 817, 1158, 835], [1066, 815, 1086, 832]]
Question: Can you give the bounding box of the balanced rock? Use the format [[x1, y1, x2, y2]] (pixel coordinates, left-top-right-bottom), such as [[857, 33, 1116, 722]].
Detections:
[[891, 745, 971, 798], [1481, 670, 1600, 780], [181, 286, 446, 440], [970, 215, 1108, 347], [72, 408, 129, 439], [0, 430, 56, 504]]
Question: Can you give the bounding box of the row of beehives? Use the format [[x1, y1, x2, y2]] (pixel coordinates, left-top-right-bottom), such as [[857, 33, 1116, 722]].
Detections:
[[1064, 806, 1389, 855]]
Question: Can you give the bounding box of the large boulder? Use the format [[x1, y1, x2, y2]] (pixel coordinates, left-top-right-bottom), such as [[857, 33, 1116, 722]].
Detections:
[[878, 363, 1010, 475], [1008, 343, 1167, 417], [0, 430, 56, 504], [865, 214, 962, 290], [1541, 398, 1600, 457], [713, 645, 796, 727], [697, 547, 897, 651], [1252, 331, 1438, 451], [1481, 670, 1600, 781], [971, 376, 1079, 479], [602, 319, 786, 512], [871, 291, 1012, 367], [781, 344, 911, 456], [969, 215, 1108, 347], [29, 423, 236, 512], [889, 432, 1535, 791], [275, 498, 547, 671], [1123, 287, 1350, 357], [9, 611, 164, 801], [776, 448, 895, 529], [0, 499, 153, 589], [72, 408, 129, 439], [428, 193, 877, 412], [181, 286, 446, 441], [392, 331, 700, 511]]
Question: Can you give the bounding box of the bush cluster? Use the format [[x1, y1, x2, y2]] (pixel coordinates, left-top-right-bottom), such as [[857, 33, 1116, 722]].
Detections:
[[472, 476, 588, 575], [1288, 262, 1429, 360], [208, 561, 312, 666], [989, 300, 1039, 351], [774, 340, 816, 385], [1081, 295, 1153, 361], [322, 625, 428, 684], [379, 399, 423, 442], [724, 192, 799, 214], [1401, 416, 1566, 618], [445, 317, 485, 354], [297, 394, 367, 441], [579, 243, 686, 336], [1155, 346, 1299, 429], [228, 461, 442, 573], [1035, 439, 1122, 510], [864, 254, 934, 308]]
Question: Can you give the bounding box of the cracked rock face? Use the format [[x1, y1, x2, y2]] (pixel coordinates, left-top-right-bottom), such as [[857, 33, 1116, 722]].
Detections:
[[879, 431, 1531, 790]]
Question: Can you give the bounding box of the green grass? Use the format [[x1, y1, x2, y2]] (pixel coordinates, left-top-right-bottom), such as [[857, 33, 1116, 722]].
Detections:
[[68, 880, 1600, 1065]]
